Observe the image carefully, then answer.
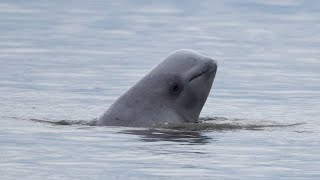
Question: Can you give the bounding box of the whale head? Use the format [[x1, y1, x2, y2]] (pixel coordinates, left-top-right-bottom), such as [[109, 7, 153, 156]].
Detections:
[[98, 49, 218, 127]]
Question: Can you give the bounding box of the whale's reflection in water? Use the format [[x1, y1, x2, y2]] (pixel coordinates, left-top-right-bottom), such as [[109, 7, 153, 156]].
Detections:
[[121, 128, 213, 144], [120, 117, 305, 144], [28, 116, 306, 144]]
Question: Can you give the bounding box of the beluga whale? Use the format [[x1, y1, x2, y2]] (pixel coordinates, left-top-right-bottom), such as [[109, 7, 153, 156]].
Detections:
[[97, 49, 218, 127]]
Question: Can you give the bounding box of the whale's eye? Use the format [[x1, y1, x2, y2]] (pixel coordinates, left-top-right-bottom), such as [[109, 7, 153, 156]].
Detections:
[[169, 81, 183, 96], [172, 84, 179, 91], [166, 75, 184, 96]]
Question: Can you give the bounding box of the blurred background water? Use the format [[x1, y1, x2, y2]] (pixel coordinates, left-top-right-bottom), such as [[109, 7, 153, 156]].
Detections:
[[0, 0, 319, 179]]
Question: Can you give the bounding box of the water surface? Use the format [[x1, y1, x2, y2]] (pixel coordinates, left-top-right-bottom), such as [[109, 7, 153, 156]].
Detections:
[[1, 0, 320, 179]]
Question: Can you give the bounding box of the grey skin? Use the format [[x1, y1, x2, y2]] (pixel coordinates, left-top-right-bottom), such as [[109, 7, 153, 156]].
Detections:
[[97, 49, 218, 127]]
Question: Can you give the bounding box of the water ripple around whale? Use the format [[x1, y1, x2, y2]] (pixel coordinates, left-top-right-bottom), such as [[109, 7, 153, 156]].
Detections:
[[28, 117, 305, 131]]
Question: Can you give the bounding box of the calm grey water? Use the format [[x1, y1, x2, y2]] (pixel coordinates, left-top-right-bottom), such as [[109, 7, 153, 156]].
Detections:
[[1, 0, 320, 179]]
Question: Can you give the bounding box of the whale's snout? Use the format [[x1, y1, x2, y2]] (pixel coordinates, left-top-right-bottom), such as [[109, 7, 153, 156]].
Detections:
[[204, 58, 218, 76], [188, 58, 217, 82], [206, 58, 218, 70], [212, 59, 218, 69]]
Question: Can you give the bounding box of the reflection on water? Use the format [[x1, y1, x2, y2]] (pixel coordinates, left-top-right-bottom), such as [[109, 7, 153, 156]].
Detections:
[[26, 116, 308, 146], [121, 129, 212, 144]]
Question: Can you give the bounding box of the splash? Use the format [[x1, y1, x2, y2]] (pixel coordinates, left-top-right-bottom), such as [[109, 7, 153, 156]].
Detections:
[[153, 117, 305, 131], [28, 117, 305, 131], [30, 118, 97, 126]]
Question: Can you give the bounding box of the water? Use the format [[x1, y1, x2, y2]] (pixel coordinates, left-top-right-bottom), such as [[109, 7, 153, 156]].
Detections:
[[1, 0, 320, 179]]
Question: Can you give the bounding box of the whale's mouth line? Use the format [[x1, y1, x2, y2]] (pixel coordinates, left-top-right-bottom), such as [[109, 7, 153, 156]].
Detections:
[[189, 65, 215, 82]]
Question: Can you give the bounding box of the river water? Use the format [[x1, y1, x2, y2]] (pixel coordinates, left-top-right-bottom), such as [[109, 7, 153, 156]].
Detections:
[[1, 0, 319, 179]]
